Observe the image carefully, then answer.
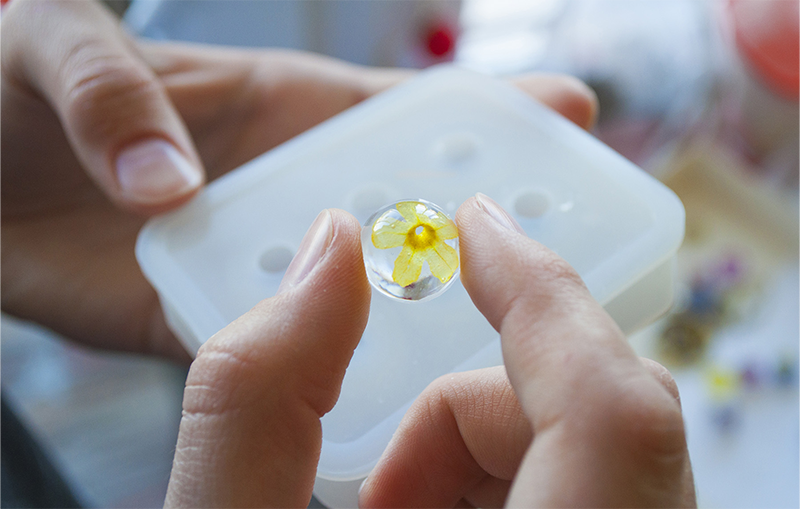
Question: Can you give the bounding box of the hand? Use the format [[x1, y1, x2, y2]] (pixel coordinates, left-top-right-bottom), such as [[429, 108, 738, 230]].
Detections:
[[163, 194, 694, 507], [358, 195, 696, 508], [159, 103, 601, 508], [1, 0, 596, 362]]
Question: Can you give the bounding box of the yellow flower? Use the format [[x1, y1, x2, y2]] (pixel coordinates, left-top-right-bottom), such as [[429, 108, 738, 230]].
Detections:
[[371, 201, 459, 287]]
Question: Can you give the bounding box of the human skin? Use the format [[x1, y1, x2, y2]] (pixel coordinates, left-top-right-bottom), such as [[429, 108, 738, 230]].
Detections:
[[2, 1, 694, 507], [1, 0, 596, 361], [359, 195, 697, 508], [163, 198, 695, 508]]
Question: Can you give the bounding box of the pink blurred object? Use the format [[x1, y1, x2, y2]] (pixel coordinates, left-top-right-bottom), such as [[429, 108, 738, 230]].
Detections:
[[716, 0, 799, 186], [729, 0, 799, 101]]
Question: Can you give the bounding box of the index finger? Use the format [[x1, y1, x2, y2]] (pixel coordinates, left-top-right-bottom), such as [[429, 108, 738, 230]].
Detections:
[[2, 0, 204, 214], [456, 194, 692, 507]]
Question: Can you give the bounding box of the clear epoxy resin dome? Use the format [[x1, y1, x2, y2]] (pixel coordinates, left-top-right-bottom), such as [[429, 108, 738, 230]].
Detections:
[[362, 199, 460, 301]]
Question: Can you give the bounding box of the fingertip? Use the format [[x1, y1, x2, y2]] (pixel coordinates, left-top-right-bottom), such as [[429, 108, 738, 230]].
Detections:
[[313, 208, 369, 295], [557, 75, 599, 131], [327, 208, 371, 303], [326, 207, 372, 313], [328, 207, 364, 237], [640, 357, 682, 407], [358, 66, 416, 97], [454, 195, 479, 227], [456, 193, 527, 240], [456, 193, 589, 331], [114, 138, 205, 213], [277, 207, 366, 296]]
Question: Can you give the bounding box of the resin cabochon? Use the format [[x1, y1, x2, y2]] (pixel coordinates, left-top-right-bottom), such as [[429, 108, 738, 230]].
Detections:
[[362, 199, 460, 302]]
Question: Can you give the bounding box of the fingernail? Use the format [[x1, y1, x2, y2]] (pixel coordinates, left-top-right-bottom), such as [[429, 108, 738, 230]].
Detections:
[[278, 210, 333, 293], [475, 192, 525, 234], [116, 139, 203, 204]]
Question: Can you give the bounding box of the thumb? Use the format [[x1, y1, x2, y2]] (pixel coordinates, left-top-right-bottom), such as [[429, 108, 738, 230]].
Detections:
[[165, 209, 371, 507], [2, 0, 204, 213]]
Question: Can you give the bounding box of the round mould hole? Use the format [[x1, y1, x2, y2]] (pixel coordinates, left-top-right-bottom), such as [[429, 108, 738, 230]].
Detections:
[[514, 189, 551, 218], [259, 245, 295, 273]]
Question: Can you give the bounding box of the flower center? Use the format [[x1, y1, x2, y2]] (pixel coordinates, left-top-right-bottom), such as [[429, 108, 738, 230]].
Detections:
[[406, 224, 437, 250]]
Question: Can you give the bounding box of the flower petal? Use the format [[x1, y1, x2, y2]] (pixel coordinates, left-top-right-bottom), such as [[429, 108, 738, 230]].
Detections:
[[434, 221, 458, 240], [427, 241, 459, 283], [422, 211, 458, 240], [393, 244, 423, 287], [372, 217, 412, 249], [426, 211, 450, 228], [396, 202, 421, 224]]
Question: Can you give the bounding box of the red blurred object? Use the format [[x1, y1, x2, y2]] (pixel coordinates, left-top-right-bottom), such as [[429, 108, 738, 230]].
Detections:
[[1, 0, 11, 7], [729, 0, 799, 101], [425, 23, 455, 57]]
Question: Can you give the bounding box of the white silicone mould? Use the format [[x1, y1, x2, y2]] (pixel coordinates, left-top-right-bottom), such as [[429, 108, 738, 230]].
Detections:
[[136, 65, 684, 507]]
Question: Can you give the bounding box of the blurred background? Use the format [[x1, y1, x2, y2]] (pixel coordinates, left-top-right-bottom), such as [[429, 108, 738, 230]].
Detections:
[[2, 0, 797, 507]]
